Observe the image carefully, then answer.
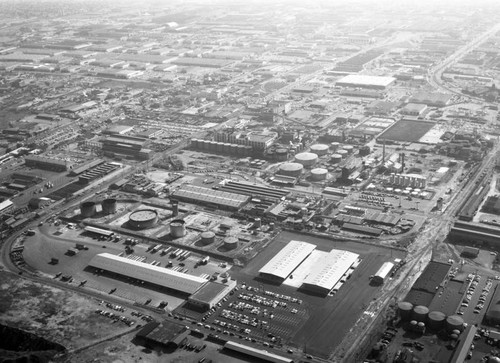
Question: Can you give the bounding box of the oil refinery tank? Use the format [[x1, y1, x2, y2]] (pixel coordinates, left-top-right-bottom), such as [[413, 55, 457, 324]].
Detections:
[[200, 231, 215, 245], [129, 209, 158, 229], [310, 144, 329, 156], [253, 218, 262, 228], [311, 168, 328, 181], [295, 152, 318, 168], [275, 148, 289, 162], [278, 162, 304, 177], [446, 315, 464, 333], [330, 142, 340, 151], [331, 154, 342, 164], [337, 149, 348, 159], [427, 311, 446, 331], [412, 305, 429, 323], [359, 146, 371, 156], [170, 219, 186, 238], [80, 201, 97, 218], [343, 145, 354, 154], [223, 236, 238, 250], [397, 302, 413, 321], [102, 198, 117, 215]]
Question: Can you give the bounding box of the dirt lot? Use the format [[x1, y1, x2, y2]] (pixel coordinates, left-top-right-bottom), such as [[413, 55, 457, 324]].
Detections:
[[378, 119, 436, 143]]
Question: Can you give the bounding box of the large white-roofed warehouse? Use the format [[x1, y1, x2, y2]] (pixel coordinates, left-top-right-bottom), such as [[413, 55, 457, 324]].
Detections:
[[336, 74, 396, 90], [301, 249, 360, 295], [259, 240, 316, 282], [171, 184, 249, 210], [88, 253, 207, 295]]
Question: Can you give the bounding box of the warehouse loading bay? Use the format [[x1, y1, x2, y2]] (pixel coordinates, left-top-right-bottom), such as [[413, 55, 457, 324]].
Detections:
[[21, 221, 405, 360]]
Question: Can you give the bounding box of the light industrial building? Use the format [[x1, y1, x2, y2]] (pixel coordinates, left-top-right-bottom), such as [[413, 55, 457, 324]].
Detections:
[[188, 280, 237, 310], [302, 249, 359, 295], [336, 74, 396, 90], [259, 240, 316, 282], [88, 253, 207, 295], [371, 262, 394, 285], [172, 184, 250, 210], [224, 341, 293, 363]]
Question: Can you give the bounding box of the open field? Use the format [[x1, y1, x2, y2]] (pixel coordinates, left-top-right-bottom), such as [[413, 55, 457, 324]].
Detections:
[[378, 119, 436, 143]]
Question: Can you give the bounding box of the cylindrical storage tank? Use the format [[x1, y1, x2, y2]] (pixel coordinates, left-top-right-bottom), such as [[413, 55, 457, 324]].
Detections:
[[200, 231, 215, 245], [331, 154, 342, 164], [337, 150, 348, 159], [224, 236, 238, 250], [171, 200, 179, 217], [359, 146, 370, 156], [170, 219, 186, 238], [427, 311, 446, 331], [129, 209, 158, 229], [275, 148, 288, 162], [409, 320, 417, 330], [452, 329, 461, 336], [397, 302, 413, 321], [253, 218, 262, 228], [269, 222, 275, 230], [278, 162, 304, 177], [80, 201, 97, 218], [311, 168, 328, 181], [330, 142, 340, 151], [446, 315, 464, 333], [412, 305, 429, 323], [417, 322, 425, 329], [310, 144, 329, 156], [102, 198, 117, 215], [295, 152, 318, 168], [343, 145, 354, 154]]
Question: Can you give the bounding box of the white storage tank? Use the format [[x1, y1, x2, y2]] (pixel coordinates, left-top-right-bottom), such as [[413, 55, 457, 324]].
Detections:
[[343, 145, 354, 154], [330, 142, 340, 151], [331, 154, 342, 164], [337, 150, 348, 159], [295, 152, 318, 168], [278, 162, 304, 177], [311, 168, 328, 181], [310, 144, 330, 156]]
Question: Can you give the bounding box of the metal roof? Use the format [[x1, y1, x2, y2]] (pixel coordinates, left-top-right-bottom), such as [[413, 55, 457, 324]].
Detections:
[[302, 249, 359, 292], [172, 184, 249, 209], [88, 253, 207, 294], [259, 240, 315, 280]]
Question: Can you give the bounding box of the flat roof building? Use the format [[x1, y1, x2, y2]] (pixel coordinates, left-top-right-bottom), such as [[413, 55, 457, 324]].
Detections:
[[172, 184, 249, 210], [259, 240, 315, 282], [224, 341, 293, 363], [302, 249, 359, 295], [336, 74, 396, 90], [88, 253, 207, 295], [188, 280, 237, 310]]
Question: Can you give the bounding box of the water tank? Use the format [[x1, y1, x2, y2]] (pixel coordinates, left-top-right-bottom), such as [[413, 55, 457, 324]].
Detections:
[[80, 201, 97, 218], [223, 236, 238, 250], [412, 305, 429, 323], [170, 219, 186, 238], [275, 148, 288, 161], [311, 168, 328, 181], [129, 209, 158, 229], [397, 302, 413, 321], [330, 142, 340, 151], [427, 311, 446, 331], [337, 150, 348, 159], [343, 145, 354, 154], [310, 144, 329, 156], [295, 152, 318, 168], [278, 162, 304, 177], [102, 198, 117, 215], [446, 315, 464, 332], [200, 231, 215, 245], [331, 154, 342, 164]]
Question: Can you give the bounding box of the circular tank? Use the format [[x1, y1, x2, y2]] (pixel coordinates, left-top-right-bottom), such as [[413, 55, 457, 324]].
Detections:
[[409, 320, 417, 329], [200, 231, 215, 245], [330, 142, 340, 151], [450, 333, 458, 340], [310, 144, 330, 156], [412, 305, 429, 323], [489, 357, 500, 363], [80, 201, 97, 218], [224, 236, 238, 250], [295, 152, 318, 168], [343, 145, 354, 154], [278, 162, 304, 177], [359, 146, 370, 156], [311, 168, 328, 181], [331, 154, 342, 164], [337, 150, 348, 159], [427, 311, 446, 331], [129, 209, 158, 229], [102, 198, 117, 215], [452, 329, 461, 335], [446, 315, 464, 332], [253, 218, 262, 228], [275, 148, 289, 162], [170, 219, 186, 238], [398, 302, 413, 321]]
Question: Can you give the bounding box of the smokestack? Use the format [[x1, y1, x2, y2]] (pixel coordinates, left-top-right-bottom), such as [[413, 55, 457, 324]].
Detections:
[[401, 153, 405, 172], [172, 200, 179, 217]]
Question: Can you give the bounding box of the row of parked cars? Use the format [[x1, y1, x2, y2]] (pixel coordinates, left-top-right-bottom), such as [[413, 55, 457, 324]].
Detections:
[[95, 309, 135, 326]]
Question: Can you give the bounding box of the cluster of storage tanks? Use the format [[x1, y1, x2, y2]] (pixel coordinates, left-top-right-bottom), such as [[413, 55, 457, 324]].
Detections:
[[80, 198, 117, 218], [389, 173, 427, 188], [191, 139, 253, 157], [198, 231, 238, 250], [398, 302, 465, 333]]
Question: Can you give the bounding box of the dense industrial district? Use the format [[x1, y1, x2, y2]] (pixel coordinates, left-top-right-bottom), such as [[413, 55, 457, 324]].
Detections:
[[4, 1, 500, 362]]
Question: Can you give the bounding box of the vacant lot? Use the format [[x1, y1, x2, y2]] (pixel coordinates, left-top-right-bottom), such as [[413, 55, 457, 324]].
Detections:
[[378, 119, 435, 143]]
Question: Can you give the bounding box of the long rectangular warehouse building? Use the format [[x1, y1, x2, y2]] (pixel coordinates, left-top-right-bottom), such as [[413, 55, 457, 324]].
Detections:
[[224, 341, 293, 363], [259, 240, 315, 282], [302, 249, 359, 295], [88, 253, 207, 295], [172, 184, 249, 210]]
